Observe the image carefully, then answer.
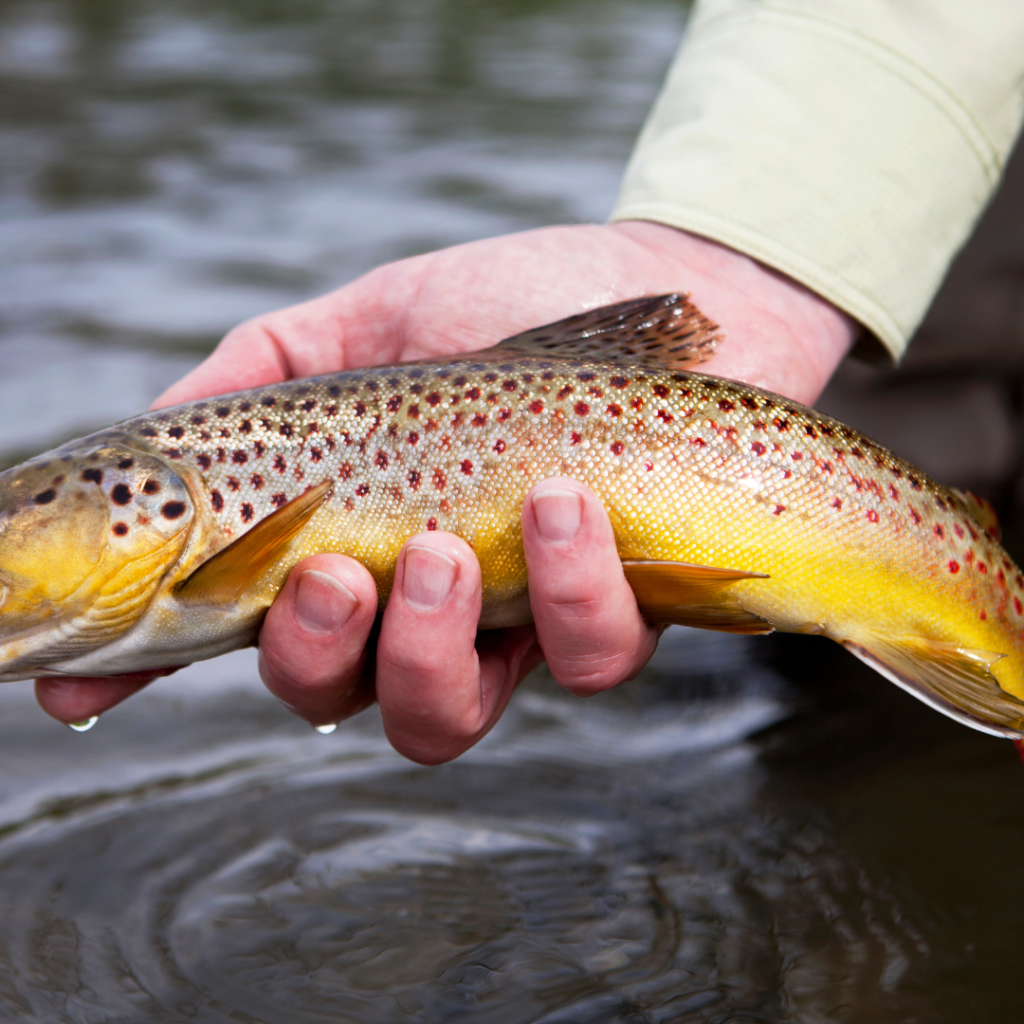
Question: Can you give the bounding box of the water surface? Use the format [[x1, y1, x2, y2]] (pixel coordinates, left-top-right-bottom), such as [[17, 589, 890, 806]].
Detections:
[[0, 1, 1022, 1020]]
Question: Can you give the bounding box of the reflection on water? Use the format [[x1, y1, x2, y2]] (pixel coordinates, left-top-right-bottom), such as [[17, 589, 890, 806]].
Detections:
[[1, 1, 1023, 1020]]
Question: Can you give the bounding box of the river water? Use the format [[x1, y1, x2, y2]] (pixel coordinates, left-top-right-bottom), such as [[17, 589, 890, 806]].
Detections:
[[0, 1, 1022, 1020]]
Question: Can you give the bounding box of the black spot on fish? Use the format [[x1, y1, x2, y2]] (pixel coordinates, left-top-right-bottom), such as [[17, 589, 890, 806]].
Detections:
[[111, 484, 132, 505], [34, 490, 56, 505], [117, 458, 134, 470], [211, 490, 224, 512], [241, 503, 254, 522], [142, 479, 161, 495], [82, 468, 103, 484], [112, 522, 129, 536]]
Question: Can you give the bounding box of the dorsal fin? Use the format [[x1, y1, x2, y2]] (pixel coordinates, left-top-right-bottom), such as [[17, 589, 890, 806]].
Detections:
[[951, 488, 1001, 541], [621, 559, 773, 634], [494, 294, 721, 370], [175, 480, 333, 605], [843, 632, 1024, 738]]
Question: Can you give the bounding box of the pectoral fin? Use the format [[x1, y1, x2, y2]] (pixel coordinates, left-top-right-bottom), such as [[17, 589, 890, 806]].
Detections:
[[842, 633, 1024, 738], [621, 559, 773, 634], [176, 480, 334, 605], [495, 294, 721, 371]]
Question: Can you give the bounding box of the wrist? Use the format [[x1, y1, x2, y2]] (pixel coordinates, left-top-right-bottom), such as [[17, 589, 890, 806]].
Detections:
[[609, 220, 859, 405]]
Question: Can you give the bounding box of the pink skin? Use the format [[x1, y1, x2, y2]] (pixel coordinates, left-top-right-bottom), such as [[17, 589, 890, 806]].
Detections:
[[34, 222, 857, 760]]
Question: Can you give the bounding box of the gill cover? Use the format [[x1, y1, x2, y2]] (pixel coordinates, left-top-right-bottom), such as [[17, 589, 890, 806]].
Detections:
[[0, 440, 193, 675]]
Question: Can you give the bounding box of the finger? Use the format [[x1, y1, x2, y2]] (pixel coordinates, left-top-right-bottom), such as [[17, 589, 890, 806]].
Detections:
[[376, 533, 533, 765], [258, 553, 379, 727], [152, 271, 410, 409], [523, 477, 658, 696], [35, 669, 176, 725]]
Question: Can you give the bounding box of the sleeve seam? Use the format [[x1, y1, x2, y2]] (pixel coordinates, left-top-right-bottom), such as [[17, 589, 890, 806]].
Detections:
[[688, 3, 1004, 184]]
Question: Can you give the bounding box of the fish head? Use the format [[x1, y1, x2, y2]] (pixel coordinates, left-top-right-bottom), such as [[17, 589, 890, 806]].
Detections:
[[0, 440, 194, 676]]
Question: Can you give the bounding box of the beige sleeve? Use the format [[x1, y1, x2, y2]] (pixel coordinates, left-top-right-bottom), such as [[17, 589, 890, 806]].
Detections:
[[610, 0, 1024, 359]]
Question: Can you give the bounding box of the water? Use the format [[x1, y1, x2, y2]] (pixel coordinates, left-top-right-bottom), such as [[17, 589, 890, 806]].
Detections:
[[1, 1, 1023, 1020]]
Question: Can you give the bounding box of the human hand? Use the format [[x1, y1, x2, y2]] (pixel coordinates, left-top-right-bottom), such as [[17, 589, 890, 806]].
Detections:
[[35, 222, 857, 757]]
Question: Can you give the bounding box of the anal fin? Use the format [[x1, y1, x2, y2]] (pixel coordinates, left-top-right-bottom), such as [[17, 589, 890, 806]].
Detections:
[[621, 559, 773, 635], [842, 633, 1024, 738], [176, 479, 333, 605]]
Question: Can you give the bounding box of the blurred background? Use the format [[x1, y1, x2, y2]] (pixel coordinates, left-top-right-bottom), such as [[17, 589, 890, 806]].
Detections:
[[0, 0, 1022, 1020]]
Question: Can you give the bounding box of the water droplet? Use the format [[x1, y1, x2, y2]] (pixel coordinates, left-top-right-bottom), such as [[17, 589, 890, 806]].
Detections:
[[313, 722, 338, 735], [68, 716, 98, 733]]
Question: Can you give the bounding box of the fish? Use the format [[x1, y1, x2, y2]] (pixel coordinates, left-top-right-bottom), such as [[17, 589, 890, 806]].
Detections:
[[1, 293, 1023, 739]]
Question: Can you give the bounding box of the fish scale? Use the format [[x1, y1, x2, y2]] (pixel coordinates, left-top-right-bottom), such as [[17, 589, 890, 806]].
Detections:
[[0, 294, 1022, 738]]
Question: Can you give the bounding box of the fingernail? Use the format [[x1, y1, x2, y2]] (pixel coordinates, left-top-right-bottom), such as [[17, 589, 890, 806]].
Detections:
[[403, 546, 457, 610], [68, 716, 99, 732], [532, 488, 583, 543], [294, 569, 358, 633]]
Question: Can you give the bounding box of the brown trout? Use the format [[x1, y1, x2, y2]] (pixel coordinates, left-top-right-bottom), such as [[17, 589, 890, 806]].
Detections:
[[0, 294, 1022, 738]]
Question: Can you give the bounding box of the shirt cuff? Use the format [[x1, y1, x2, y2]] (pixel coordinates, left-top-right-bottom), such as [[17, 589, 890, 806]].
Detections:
[[610, 1, 1024, 360]]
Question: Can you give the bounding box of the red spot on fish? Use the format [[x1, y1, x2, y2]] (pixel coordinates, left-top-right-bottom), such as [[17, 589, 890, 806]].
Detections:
[[978, 561, 988, 574], [889, 484, 899, 499], [998, 569, 1007, 586], [954, 525, 965, 539], [433, 468, 446, 490], [980, 610, 988, 620], [557, 385, 573, 400], [831, 497, 842, 509], [232, 450, 248, 465], [271, 492, 287, 508], [472, 413, 487, 427], [750, 442, 766, 456], [610, 441, 625, 455], [227, 477, 240, 491], [689, 437, 705, 447], [741, 396, 759, 410], [607, 404, 622, 417], [718, 399, 734, 411], [309, 447, 322, 462], [461, 460, 473, 475], [279, 423, 294, 438], [338, 463, 352, 480], [908, 476, 922, 490], [465, 387, 481, 401], [354, 401, 367, 417], [241, 503, 254, 523], [574, 402, 589, 416], [211, 490, 224, 512], [216, 448, 225, 462], [239, 420, 252, 434], [934, 525, 944, 538], [408, 432, 419, 445], [493, 439, 506, 453], [502, 380, 517, 392], [529, 400, 545, 414], [408, 470, 421, 490], [325, 404, 338, 416], [774, 505, 785, 515], [168, 426, 185, 440], [273, 455, 287, 473], [654, 384, 670, 399], [355, 484, 369, 497], [631, 396, 644, 411], [387, 395, 402, 412], [791, 451, 803, 461], [949, 560, 960, 574], [163, 449, 182, 460], [426, 517, 438, 531], [656, 409, 674, 423], [250, 474, 264, 490], [570, 432, 581, 445], [774, 419, 789, 432], [112, 522, 129, 536], [644, 460, 654, 472], [866, 510, 879, 523], [375, 451, 389, 470], [851, 447, 863, 459], [610, 376, 629, 389], [196, 454, 211, 470], [1016, 597, 1023, 616]]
